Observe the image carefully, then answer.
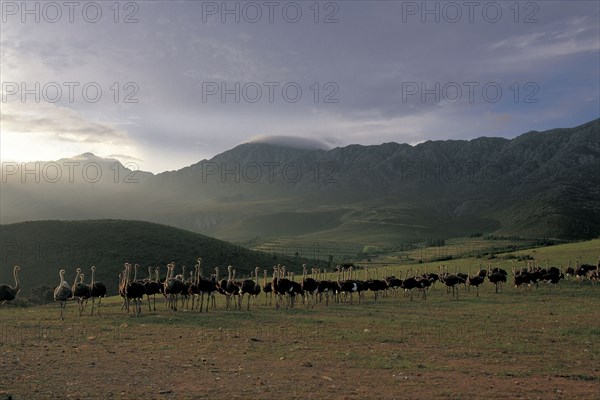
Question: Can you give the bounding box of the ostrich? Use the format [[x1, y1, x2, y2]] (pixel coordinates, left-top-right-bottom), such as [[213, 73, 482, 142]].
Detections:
[[179, 266, 193, 310], [54, 269, 72, 321], [565, 259, 575, 279], [365, 267, 388, 302], [119, 264, 133, 311], [144, 266, 162, 311], [272, 265, 297, 309], [422, 265, 439, 289], [125, 263, 146, 316], [316, 269, 336, 306], [456, 268, 469, 285], [226, 267, 241, 310], [88, 266, 107, 316], [239, 267, 261, 311], [284, 267, 304, 308], [250, 267, 262, 302], [0, 265, 21, 305], [337, 266, 361, 305], [487, 265, 507, 293], [262, 269, 273, 306], [72, 268, 91, 316], [215, 266, 230, 308], [414, 269, 431, 299], [512, 266, 532, 291], [440, 266, 464, 299], [401, 268, 420, 301], [164, 263, 185, 311], [301, 265, 319, 307], [466, 266, 485, 297], [197, 262, 217, 312], [384, 268, 403, 298], [188, 263, 201, 311]]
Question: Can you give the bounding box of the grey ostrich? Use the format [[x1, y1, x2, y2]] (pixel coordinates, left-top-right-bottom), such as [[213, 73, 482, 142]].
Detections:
[[54, 269, 72, 321], [0, 265, 21, 305]]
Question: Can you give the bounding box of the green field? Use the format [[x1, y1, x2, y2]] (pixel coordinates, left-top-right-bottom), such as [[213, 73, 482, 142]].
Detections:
[[1, 239, 599, 399]]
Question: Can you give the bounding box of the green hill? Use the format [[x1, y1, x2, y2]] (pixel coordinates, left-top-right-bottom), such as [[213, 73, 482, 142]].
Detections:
[[0, 220, 328, 297]]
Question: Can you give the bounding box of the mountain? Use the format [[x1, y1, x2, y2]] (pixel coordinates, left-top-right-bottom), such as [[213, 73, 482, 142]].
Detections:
[[0, 220, 325, 295], [1, 119, 599, 252]]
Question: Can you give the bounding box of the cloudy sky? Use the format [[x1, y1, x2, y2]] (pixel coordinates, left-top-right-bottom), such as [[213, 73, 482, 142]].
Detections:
[[1, 1, 598, 173]]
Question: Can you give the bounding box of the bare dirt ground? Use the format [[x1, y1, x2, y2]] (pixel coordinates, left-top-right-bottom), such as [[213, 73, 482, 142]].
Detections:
[[1, 289, 599, 400]]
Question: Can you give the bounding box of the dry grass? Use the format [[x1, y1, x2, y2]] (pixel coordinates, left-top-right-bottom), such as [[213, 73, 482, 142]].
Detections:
[[1, 276, 599, 400]]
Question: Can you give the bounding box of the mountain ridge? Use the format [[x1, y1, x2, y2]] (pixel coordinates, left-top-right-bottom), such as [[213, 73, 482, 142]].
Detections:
[[1, 118, 598, 245]]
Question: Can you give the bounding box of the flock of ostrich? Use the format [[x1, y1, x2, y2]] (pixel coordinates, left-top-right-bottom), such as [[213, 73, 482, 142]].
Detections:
[[0, 258, 599, 320]]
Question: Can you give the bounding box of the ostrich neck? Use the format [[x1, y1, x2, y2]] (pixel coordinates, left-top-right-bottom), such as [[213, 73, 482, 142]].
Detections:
[[91, 268, 96, 285], [133, 266, 138, 281], [14, 267, 20, 291], [73, 271, 80, 287]]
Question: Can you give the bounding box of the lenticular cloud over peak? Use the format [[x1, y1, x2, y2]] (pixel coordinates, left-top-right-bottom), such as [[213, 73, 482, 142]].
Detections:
[[246, 135, 332, 150]]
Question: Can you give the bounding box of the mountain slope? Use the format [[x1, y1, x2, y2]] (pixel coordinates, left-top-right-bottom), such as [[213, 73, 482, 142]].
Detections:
[[1, 119, 598, 246], [0, 220, 325, 294]]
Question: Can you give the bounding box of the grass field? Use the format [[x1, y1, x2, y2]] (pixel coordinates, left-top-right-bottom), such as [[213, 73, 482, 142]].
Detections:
[[1, 240, 599, 399]]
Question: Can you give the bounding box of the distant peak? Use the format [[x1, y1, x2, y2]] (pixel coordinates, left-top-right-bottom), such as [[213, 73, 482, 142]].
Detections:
[[68, 152, 116, 163], [245, 135, 332, 150]]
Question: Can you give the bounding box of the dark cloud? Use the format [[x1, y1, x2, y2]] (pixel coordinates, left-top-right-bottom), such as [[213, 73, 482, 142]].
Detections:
[[1, 1, 598, 173]]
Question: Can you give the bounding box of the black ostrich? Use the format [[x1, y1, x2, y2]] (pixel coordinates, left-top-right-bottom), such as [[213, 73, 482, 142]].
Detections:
[[487, 265, 507, 293], [239, 267, 261, 311], [512, 265, 532, 291], [337, 266, 361, 305], [72, 268, 91, 316], [215, 266, 230, 307], [177, 265, 192, 310], [316, 269, 336, 306], [125, 263, 146, 316], [240, 267, 261, 311], [401, 269, 420, 301], [54, 269, 72, 321], [466, 266, 485, 297], [287, 271, 304, 307], [365, 267, 388, 302], [542, 267, 564, 291], [262, 269, 273, 306], [88, 266, 107, 316], [249, 267, 262, 304], [301, 265, 319, 307], [164, 263, 186, 311], [456, 269, 469, 284], [188, 263, 201, 311], [0, 265, 21, 305], [273, 265, 301, 309], [440, 266, 464, 299], [272, 265, 288, 308], [197, 263, 217, 312], [144, 267, 162, 312], [565, 260, 575, 279], [225, 266, 241, 310], [422, 265, 439, 289], [384, 269, 403, 298], [415, 269, 431, 299]]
